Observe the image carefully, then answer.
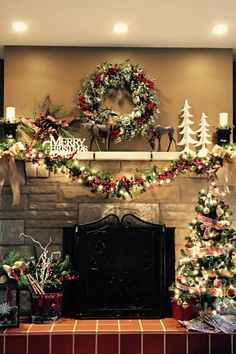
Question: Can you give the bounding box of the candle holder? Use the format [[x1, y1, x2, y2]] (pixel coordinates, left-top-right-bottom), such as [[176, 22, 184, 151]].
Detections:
[[215, 126, 232, 146], [0, 121, 19, 140]]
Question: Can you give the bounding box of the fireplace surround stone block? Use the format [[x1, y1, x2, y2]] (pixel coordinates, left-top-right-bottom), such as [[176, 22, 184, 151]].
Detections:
[[0, 220, 24, 243], [78, 202, 160, 224]]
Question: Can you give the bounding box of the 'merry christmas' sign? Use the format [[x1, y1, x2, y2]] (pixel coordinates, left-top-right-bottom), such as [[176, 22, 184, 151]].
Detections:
[[49, 136, 88, 155]]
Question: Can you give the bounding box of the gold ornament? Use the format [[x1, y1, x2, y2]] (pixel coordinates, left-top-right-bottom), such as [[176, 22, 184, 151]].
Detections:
[[216, 205, 224, 217], [232, 251, 236, 266], [206, 270, 217, 278], [217, 268, 233, 277], [0, 275, 7, 284]]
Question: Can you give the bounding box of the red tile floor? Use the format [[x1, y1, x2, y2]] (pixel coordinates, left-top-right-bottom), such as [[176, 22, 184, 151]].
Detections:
[[0, 318, 235, 354]]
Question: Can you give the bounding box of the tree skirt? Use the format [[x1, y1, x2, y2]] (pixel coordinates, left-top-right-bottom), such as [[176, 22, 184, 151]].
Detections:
[[179, 313, 236, 333]]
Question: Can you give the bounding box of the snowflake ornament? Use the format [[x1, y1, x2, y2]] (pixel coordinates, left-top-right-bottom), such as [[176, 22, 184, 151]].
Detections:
[[0, 302, 11, 316]]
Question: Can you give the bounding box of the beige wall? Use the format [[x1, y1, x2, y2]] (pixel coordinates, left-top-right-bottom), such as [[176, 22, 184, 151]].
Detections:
[[4, 46, 233, 151]]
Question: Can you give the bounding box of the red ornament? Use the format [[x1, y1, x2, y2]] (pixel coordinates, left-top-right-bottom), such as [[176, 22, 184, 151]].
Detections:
[[213, 277, 222, 288]]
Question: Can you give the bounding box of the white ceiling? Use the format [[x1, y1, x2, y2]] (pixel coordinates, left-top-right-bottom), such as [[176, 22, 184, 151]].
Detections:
[[0, 0, 235, 58]]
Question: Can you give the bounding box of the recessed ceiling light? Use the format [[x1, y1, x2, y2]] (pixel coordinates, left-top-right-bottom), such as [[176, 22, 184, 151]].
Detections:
[[212, 24, 228, 35], [113, 23, 128, 34], [12, 21, 28, 32]]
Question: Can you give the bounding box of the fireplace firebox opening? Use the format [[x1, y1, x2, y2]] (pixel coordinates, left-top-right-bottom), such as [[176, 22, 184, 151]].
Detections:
[[62, 214, 175, 319]]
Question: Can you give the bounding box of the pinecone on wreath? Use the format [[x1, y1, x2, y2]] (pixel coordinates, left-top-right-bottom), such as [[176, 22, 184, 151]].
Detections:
[[34, 114, 61, 141]]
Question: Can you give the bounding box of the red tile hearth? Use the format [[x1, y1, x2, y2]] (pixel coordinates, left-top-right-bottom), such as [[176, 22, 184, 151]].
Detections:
[[0, 318, 235, 354]]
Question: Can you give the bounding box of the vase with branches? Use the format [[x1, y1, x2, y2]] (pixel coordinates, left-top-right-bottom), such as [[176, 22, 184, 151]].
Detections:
[[3, 233, 76, 323]]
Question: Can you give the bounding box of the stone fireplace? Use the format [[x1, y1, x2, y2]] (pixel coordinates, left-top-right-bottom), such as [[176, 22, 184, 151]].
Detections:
[[0, 158, 236, 316]]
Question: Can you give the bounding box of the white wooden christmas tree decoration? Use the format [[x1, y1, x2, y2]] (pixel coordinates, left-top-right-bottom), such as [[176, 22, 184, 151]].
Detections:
[[195, 112, 212, 156], [178, 99, 198, 153]]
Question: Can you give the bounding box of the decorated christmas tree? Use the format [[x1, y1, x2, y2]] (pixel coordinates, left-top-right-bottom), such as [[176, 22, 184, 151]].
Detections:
[[178, 99, 198, 153], [195, 112, 212, 156], [171, 181, 236, 315]]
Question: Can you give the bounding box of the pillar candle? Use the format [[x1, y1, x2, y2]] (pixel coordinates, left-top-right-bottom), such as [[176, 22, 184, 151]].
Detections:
[[6, 107, 16, 123], [219, 112, 228, 127]]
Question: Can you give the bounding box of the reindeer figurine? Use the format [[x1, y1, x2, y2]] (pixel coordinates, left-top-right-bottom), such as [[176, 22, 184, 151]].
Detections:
[[147, 125, 177, 152], [90, 110, 118, 151]]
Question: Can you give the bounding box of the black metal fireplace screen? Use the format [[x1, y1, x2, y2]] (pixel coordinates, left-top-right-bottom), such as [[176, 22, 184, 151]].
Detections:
[[62, 214, 175, 319]]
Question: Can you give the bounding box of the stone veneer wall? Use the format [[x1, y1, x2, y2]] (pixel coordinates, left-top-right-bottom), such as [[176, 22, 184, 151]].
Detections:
[[0, 160, 236, 265]]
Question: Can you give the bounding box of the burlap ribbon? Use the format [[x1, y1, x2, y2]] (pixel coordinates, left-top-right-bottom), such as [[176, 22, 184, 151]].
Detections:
[[211, 144, 236, 192], [0, 142, 25, 205]]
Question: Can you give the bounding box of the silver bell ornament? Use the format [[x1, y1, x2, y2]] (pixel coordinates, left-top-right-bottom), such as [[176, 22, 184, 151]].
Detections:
[[203, 207, 210, 214]]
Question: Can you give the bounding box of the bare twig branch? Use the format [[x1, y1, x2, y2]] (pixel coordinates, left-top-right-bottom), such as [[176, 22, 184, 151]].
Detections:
[[19, 233, 61, 290]]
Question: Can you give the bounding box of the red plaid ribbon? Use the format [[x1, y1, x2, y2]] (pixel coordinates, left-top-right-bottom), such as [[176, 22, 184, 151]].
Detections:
[[197, 213, 228, 238]]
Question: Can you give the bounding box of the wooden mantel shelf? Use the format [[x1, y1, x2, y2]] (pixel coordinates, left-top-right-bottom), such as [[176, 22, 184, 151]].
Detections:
[[25, 151, 183, 177], [75, 151, 181, 161]]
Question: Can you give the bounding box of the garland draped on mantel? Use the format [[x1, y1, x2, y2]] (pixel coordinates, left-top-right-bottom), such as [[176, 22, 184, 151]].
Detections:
[[25, 144, 236, 200], [1, 142, 236, 204]]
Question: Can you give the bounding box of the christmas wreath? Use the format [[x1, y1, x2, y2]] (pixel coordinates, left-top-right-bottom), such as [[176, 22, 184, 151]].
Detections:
[[77, 60, 159, 143]]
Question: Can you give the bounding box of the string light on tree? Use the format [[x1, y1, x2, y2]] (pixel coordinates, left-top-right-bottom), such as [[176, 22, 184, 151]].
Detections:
[[170, 181, 236, 316]]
